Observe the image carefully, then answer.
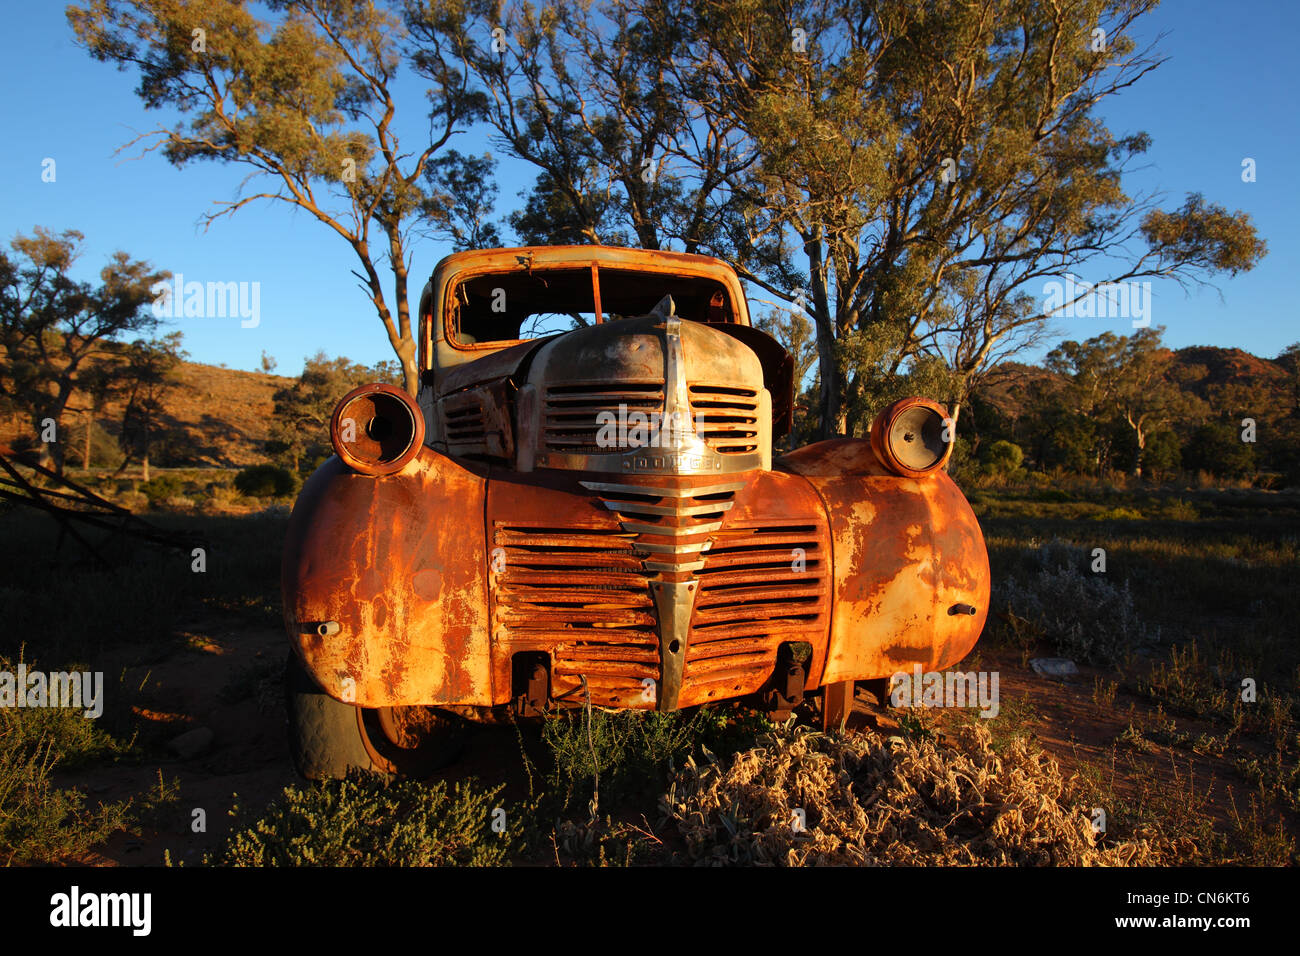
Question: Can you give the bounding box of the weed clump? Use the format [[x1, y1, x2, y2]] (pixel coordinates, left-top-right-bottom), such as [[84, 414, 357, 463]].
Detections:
[[215, 772, 528, 866], [996, 539, 1156, 664], [0, 730, 131, 864], [661, 722, 1178, 866]]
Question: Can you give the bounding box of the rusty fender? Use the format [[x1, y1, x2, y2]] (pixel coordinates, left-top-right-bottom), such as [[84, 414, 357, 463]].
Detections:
[[281, 447, 492, 708], [779, 438, 990, 684]]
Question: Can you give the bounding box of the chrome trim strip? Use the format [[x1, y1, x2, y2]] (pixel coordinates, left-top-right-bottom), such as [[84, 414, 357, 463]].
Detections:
[[579, 480, 748, 498]]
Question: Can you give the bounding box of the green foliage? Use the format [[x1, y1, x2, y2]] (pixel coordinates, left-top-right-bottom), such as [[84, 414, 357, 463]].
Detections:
[[0, 731, 131, 865], [541, 709, 702, 812], [117, 332, 187, 470], [215, 773, 527, 866], [68, 0, 487, 392], [0, 650, 135, 863], [1046, 327, 1208, 477], [982, 440, 1024, 476], [0, 226, 167, 473], [140, 472, 185, 502], [0, 652, 136, 769], [267, 352, 392, 473], [538, 705, 775, 815], [1184, 422, 1257, 478], [234, 464, 297, 498]]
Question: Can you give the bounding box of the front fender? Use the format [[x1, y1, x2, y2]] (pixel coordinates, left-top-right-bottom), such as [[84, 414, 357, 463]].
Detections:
[[281, 448, 492, 707], [779, 439, 990, 683]]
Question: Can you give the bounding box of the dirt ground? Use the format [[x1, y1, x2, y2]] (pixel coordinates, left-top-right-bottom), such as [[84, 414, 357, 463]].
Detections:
[[61, 608, 1289, 865]]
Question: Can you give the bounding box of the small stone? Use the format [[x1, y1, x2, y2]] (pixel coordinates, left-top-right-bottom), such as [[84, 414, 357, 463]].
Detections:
[[1030, 658, 1079, 678], [167, 726, 214, 759]]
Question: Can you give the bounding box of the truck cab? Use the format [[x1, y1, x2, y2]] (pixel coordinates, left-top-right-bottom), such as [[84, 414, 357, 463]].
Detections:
[[281, 246, 989, 779]]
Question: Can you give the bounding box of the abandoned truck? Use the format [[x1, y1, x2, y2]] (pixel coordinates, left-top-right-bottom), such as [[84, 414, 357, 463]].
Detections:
[[282, 246, 990, 778]]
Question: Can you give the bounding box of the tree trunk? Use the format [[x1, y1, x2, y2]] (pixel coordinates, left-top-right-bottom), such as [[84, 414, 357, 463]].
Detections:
[[84, 409, 93, 470], [36, 411, 65, 475], [945, 401, 963, 470], [805, 230, 845, 439]]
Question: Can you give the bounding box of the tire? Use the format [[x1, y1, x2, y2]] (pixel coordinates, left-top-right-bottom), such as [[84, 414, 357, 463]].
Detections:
[[285, 652, 381, 780], [285, 653, 468, 780]]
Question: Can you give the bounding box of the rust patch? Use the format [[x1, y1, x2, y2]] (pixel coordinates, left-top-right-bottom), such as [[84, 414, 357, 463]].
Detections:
[[778, 438, 990, 684], [282, 448, 492, 707]]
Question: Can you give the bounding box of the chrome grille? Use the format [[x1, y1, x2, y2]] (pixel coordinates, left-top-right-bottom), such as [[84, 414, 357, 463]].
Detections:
[[688, 384, 760, 455], [542, 382, 665, 454], [687, 523, 828, 698]]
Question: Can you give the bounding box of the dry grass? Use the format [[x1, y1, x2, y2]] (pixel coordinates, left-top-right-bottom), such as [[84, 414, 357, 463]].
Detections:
[[660, 722, 1183, 866]]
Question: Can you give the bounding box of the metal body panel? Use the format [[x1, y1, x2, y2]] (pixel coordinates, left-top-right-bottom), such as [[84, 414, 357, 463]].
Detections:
[[283, 438, 987, 710], [422, 246, 753, 376], [282, 449, 493, 708], [482, 467, 830, 711], [778, 439, 990, 683]]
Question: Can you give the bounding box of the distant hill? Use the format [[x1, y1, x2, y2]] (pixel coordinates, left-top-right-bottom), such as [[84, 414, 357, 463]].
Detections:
[[0, 357, 295, 469], [975, 345, 1292, 422], [2, 341, 1290, 471], [1166, 346, 1290, 399]]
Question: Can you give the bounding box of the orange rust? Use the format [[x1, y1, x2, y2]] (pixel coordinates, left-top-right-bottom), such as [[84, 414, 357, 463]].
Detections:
[[778, 438, 990, 683], [282, 447, 491, 707]]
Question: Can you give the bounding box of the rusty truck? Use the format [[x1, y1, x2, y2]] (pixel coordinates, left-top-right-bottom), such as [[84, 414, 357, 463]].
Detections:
[[281, 246, 990, 778]]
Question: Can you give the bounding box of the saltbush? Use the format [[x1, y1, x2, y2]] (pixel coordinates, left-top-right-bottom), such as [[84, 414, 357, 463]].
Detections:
[[234, 464, 296, 498], [215, 772, 527, 866], [995, 539, 1157, 664]]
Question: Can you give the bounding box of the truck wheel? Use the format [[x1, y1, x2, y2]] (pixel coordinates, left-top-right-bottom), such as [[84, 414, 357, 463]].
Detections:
[[285, 652, 381, 780], [285, 653, 468, 780]]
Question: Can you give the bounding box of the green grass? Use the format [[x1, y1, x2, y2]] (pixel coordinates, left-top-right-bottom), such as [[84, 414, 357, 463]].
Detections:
[[536, 704, 776, 815], [215, 773, 531, 866]]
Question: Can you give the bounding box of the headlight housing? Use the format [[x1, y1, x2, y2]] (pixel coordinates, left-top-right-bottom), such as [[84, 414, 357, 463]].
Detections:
[[330, 383, 425, 476], [870, 396, 952, 478]]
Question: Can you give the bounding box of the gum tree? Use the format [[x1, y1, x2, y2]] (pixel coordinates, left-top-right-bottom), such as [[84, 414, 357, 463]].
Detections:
[[413, 0, 754, 252], [69, 0, 486, 394], [1047, 325, 1204, 476], [0, 227, 165, 473], [691, 0, 1265, 438]]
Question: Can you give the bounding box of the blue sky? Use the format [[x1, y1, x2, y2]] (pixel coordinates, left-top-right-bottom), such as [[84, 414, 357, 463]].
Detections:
[[1, 0, 1296, 378]]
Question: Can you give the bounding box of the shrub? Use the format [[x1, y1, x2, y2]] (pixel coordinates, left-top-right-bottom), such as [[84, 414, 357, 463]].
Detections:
[[0, 731, 132, 864], [116, 490, 149, 513], [140, 473, 184, 501], [234, 464, 297, 498], [994, 539, 1157, 664], [541, 709, 705, 812], [982, 440, 1024, 476], [0, 652, 137, 770], [661, 722, 1180, 865], [1091, 506, 1144, 521], [215, 772, 528, 866], [0, 652, 136, 864]]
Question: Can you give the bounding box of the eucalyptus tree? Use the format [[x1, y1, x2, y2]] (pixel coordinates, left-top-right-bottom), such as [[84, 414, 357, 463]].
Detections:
[[69, 0, 488, 393]]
